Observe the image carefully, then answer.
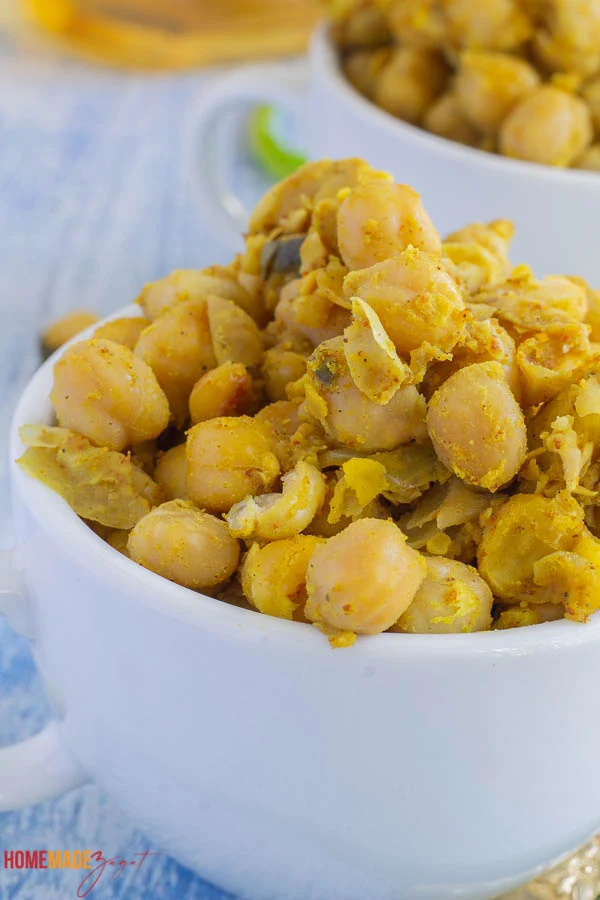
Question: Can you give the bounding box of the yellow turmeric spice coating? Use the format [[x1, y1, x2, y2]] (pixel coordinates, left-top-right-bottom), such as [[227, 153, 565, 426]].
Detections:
[[426, 362, 527, 491], [24, 157, 600, 643]]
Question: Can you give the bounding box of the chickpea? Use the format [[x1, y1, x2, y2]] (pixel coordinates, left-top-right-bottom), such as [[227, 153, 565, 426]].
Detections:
[[128, 500, 239, 591], [337, 182, 441, 270], [137, 266, 260, 323], [454, 52, 540, 136], [343, 48, 392, 100], [423, 319, 520, 401], [499, 86, 593, 167], [304, 336, 427, 451], [478, 491, 584, 602], [255, 399, 302, 440], [444, 0, 532, 53], [51, 339, 170, 451], [446, 219, 514, 268], [105, 528, 131, 557], [343, 247, 467, 357], [576, 144, 600, 171], [582, 78, 600, 132], [41, 310, 98, 358], [494, 603, 563, 629], [374, 47, 448, 125], [134, 297, 217, 428], [92, 317, 148, 351], [423, 92, 480, 147], [186, 416, 280, 513], [332, 2, 391, 49], [380, 0, 446, 49], [189, 362, 254, 424], [533, 0, 600, 78], [427, 361, 527, 491], [226, 461, 326, 542], [206, 294, 263, 369], [275, 279, 351, 348], [585, 287, 600, 340], [130, 440, 157, 476], [479, 271, 589, 334], [240, 535, 324, 621], [305, 519, 427, 634], [516, 322, 592, 407], [261, 347, 307, 402], [154, 444, 189, 501], [249, 158, 387, 236], [255, 399, 303, 468], [443, 243, 506, 296], [392, 556, 493, 633]]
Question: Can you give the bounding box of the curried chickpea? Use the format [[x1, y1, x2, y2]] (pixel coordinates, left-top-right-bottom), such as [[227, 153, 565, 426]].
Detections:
[[380, 0, 446, 49], [444, 0, 532, 53], [186, 416, 280, 513], [392, 556, 493, 633], [516, 322, 592, 407], [477, 491, 584, 602], [374, 47, 448, 124], [92, 317, 148, 351], [582, 77, 600, 132], [240, 535, 324, 620], [51, 338, 170, 451], [255, 399, 303, 469], [189, 362, 254, 424], [274, 278, 351, 348], [337, 182, 441, 270], [499, 86, 593, 167], [137, 266, 260, 323], [304, 336, 427, 451], [128, 500, 239, 591], [426, 361, 527, 491], [423, 92, 480, 147], [332, 2, 392, 49], [422, 318, 520, 402], [226, 461, 326, 542], [248, 158, 386, 236], [343, 247, 467, 357], [206, 294, 263, 369], [343, 48, 392, 100], [305, 518, 427, 634], [41, 310, 98, 358], [533, 0, 600, 78], [134, 297, 217, 427], [154, 444, 189, 501], [454, 51, 540, 136], [261, 347, 307, 402]]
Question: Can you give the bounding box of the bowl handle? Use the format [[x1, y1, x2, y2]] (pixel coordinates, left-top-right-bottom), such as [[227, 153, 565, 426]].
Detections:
[[185, 61, 309, 250], [0, 550, 89, 811]]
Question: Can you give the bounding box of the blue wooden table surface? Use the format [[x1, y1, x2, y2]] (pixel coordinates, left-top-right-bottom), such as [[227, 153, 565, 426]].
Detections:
[[0, 28, 274, 900]]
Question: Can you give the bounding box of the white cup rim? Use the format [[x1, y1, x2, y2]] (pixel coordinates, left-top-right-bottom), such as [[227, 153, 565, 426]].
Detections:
[[10, 308, 600, 659], [310, 23, 600, 189]]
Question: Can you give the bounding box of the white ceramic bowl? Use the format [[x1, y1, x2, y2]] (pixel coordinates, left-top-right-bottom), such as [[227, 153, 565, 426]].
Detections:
[[2, 306, 600, 900], [190, 25, 600, 286]]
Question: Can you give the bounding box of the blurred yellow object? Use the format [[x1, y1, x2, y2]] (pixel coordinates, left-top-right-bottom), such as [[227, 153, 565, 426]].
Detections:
[[20, 0, 319, 68]]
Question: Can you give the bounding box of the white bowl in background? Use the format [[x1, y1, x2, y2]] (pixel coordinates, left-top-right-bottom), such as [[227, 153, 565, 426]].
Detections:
[[189, 24, 600, 286]]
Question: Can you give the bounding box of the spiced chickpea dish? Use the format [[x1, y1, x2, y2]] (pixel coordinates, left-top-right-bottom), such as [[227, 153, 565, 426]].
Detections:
[[20, 159, 600, 645], [326, 0, 600, 171]]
